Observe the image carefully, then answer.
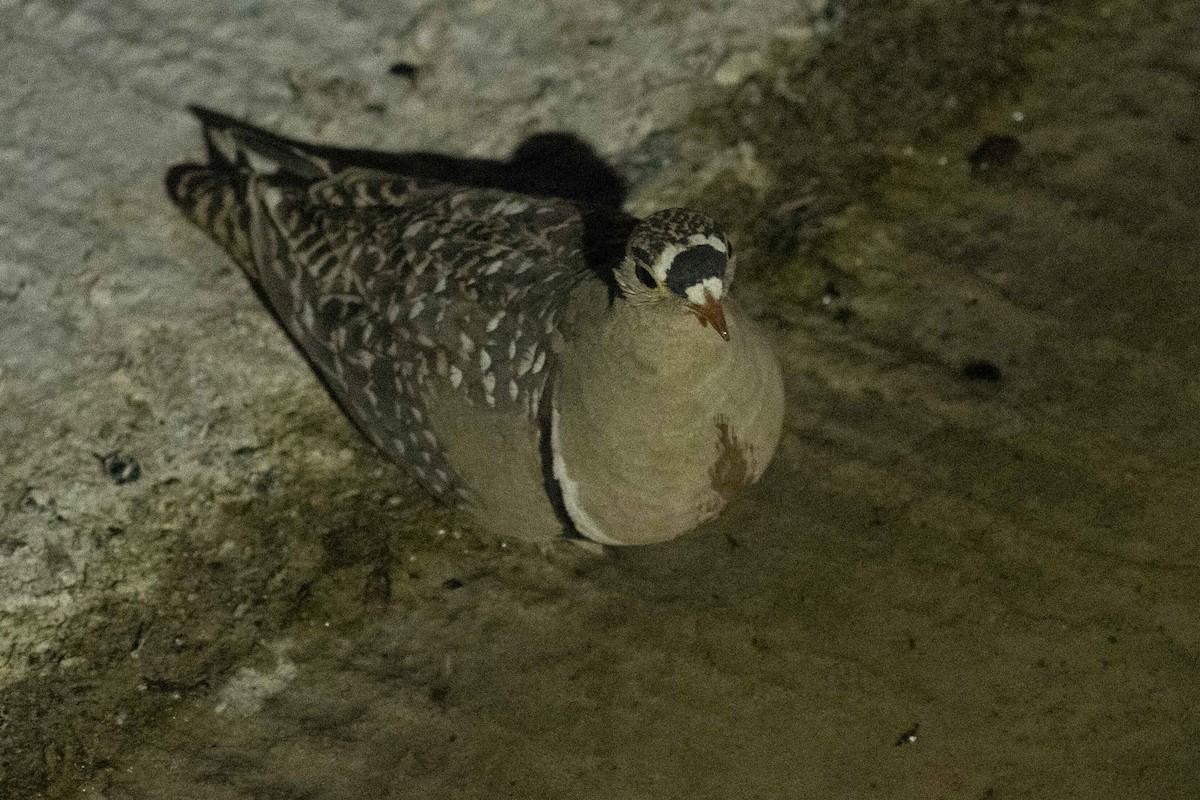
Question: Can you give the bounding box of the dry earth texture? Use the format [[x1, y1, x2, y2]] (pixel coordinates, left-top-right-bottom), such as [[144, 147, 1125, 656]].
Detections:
[[1, 0, 1198, 797]]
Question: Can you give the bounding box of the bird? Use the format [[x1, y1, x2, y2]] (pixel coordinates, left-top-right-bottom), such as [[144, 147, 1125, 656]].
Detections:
[[165, 107, 784, 546]]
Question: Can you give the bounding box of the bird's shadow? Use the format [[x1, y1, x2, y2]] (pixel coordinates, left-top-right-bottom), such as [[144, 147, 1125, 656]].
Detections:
[[322, 128, 630, 212], [188, 106, 636, 273], [190, 106, 629, 207]]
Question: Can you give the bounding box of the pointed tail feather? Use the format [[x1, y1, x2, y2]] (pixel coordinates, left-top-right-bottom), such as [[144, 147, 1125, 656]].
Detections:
[[166, 107, 346, 276], [164, 162, 258, 275], [186, 105, 333, 181]]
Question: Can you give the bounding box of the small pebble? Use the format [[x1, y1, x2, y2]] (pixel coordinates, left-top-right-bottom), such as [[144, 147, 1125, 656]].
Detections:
[[97, 453, 141, 485], [894, 722, 920, 747]]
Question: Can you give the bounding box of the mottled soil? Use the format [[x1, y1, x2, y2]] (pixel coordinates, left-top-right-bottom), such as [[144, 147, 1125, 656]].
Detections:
[[3, 0, 1199, 798]]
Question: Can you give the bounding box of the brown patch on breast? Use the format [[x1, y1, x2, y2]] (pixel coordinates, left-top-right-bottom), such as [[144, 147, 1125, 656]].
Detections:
[[708, 416, 755, 507]]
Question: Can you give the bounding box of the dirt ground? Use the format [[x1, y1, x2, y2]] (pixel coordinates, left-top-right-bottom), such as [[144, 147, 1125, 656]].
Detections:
[[3, 0, 1199, 797]]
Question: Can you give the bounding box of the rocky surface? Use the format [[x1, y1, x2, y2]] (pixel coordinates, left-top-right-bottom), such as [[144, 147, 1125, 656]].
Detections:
[[3, 0, 1199, 797]]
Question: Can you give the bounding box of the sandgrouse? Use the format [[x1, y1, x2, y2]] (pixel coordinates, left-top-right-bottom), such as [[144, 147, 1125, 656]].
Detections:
[[166, 108, 784, 545]]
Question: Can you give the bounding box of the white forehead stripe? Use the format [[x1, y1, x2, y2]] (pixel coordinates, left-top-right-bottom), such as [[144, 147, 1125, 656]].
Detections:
[[684, 277, 725, 304], [688, 233, 727, 253]]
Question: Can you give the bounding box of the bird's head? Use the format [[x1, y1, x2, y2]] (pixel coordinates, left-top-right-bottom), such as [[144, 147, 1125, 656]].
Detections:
[[614, 208, 734, 341]]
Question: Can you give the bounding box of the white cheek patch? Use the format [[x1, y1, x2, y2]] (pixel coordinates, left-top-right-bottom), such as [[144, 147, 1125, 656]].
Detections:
[[687, 233, 727, 254], [684, 276, 725, 305]]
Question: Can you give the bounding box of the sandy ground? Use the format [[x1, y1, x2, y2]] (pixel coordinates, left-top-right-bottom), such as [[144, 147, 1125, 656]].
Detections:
[[3, 0, 1199, 797]]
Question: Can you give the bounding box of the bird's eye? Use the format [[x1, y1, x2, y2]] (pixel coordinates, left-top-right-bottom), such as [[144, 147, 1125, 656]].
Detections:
[[634, 264, 657, 289]]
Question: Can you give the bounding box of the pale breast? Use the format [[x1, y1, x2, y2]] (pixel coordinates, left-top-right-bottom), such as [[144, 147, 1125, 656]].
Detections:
[[550, 298, 784, 545]]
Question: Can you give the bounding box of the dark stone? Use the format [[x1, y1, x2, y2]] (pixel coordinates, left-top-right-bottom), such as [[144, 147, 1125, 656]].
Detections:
[[388, 62, 418, 81], [968, 134, 1021, 174], [961, 359, 1002, 382]]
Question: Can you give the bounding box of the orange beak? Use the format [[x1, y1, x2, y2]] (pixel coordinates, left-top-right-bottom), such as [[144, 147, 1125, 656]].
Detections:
[[689, 290, 731, 342]]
